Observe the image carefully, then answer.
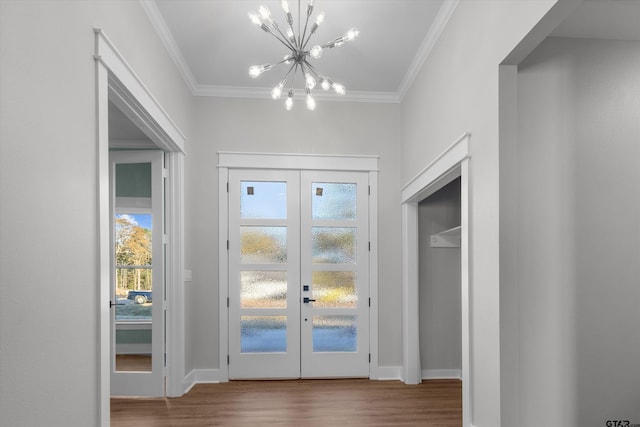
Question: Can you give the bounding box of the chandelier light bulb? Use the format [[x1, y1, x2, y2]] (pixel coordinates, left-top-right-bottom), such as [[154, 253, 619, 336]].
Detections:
[[285, 90, 294, 110], [271, 84, 283, 100], [283, 54, 293, 64], [280, 0, 289, 14], [286, 28, 295, 43], [248, 11, 261, 26], [248, 64, 272, 78], [306, 93, 316, 111], [259, 5, 273, 23], [320, 78, 331, 91], [333, 83, 346, 95], [315, 11, 326, 26], [305, 73, 316, 89], [344, 28, 360, 42], [310, 45, 323, 59]]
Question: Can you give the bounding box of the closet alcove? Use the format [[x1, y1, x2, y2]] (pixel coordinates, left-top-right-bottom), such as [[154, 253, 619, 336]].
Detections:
[[418, 177, 462, 379]]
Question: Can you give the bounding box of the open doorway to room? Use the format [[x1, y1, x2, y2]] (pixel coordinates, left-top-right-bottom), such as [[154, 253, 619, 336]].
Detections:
[[95, 29, 186, 424], [400, 133, 470, 426]]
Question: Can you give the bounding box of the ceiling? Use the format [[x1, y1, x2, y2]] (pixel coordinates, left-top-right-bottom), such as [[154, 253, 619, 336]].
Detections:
[[551, 0, 640, 41], [145, 0, 454, 102], [110, 0, 640, 144]]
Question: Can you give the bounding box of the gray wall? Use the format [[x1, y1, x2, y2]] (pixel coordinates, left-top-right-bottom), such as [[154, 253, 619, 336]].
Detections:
[[0, 1, 193, 426], [185, 97, 403, 371], [401, 1, 557, 424], [418, 178, 461, 373], [515, 36, 640, 426]]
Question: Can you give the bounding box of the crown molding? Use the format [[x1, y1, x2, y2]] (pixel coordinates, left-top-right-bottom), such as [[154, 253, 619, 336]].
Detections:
[[396, 0, 459, 101], [192, 84, 400, 103], [140, 0, 199, 94]]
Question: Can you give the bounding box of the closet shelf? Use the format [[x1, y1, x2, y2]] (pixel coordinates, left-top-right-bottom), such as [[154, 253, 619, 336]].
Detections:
[[430, 225, 461, 248]]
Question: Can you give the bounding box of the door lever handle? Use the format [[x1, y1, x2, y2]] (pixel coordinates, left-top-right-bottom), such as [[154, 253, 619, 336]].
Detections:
[[109, 301, 125, 308], [303, 297, 316, 303]]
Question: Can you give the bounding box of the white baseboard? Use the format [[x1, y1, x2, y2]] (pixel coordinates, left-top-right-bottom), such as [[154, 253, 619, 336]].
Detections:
[[182, 369, 226, 394], [371, 365, 402, 380], [422, 369, 462, 380], [181, 366, 412, 395]]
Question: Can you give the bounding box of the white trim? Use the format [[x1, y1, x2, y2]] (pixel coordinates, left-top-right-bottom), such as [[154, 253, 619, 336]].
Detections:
[[95, 40, 111, 427], [397, 0, 459, 101], [402, 132, 470, 203], [218, 166, 230, 383], [94, 29, 186, 153], [109, 139, 158, 150], [95, 29, 187, 423], [193, 85, 401, 104], [368, 170, 379, 380], [218, 151, 379, 172], [371, 366, 402, 381], [139, 0, 199, 95], [422, 369, 462, 380], [165, 152, 186, 397], [181, 369, 228, 394], [400, 133, 471, 426]]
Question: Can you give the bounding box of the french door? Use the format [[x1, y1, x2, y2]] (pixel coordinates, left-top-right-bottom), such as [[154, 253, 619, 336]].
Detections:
[[110, 151, 165, 396], [228, 169, 370, 379]]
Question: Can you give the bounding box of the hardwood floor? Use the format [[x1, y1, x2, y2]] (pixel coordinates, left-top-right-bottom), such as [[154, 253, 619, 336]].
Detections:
[[111, 379, 462, 426]]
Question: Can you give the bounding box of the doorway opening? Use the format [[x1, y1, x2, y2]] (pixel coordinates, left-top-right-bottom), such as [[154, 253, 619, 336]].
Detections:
[[400, 132, 470, 426], [95, 29, 186, 425]]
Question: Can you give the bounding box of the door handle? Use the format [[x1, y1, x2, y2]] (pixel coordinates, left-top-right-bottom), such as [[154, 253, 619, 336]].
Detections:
[[109, 301, 125, 308], [303, 297, 316, 303]]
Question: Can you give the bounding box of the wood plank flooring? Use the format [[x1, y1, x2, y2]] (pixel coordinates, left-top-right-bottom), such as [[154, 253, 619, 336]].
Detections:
[[111, 379, 462, 426]]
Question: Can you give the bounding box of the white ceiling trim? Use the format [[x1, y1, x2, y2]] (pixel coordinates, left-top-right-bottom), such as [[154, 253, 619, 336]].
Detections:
[[193, 84, 400, 103], [140, 0, 199, 94], [141, 0, 456, 104], [397, 0, 459, 101]]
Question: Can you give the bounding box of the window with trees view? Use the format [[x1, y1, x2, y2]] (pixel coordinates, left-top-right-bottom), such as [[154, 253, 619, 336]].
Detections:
[[115, 213, 153, 321]]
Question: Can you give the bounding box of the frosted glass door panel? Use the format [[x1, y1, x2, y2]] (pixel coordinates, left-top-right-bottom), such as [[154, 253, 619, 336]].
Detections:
[[241, 181, 287, 219], [311, 227, 356, 264], [241, 316, 287, 353], [240, 271, 287, 308], [312, 316, 357, 352], [240, 227, 287, 264], [311, 271, 357, 308], [312, 183, 357, 220]]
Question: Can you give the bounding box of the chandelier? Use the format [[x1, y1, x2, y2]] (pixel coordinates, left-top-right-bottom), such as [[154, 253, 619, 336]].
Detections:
[[248, 0, 359, 110]]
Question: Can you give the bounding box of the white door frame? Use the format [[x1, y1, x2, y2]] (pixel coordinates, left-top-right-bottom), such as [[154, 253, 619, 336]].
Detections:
[[218, 152, 379, 381], [95, 29, 186, 426], [400, 133, 471, 426]]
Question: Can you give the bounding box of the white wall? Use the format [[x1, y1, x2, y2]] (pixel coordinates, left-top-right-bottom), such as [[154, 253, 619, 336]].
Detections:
[[515, 36, 640, 427], [0, 1, 192, 425], [400, 1, 557, 425], [418, 178, 461, 375], [184, 97, 403, 372]]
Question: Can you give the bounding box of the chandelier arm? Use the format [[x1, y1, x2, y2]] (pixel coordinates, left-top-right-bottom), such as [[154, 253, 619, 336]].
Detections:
[[300, 10, 311, 52], [264, 29, 298, 52], [272, 24, 297, 51], [282, 61, 298, 81], [303, 60, 323, 79]]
